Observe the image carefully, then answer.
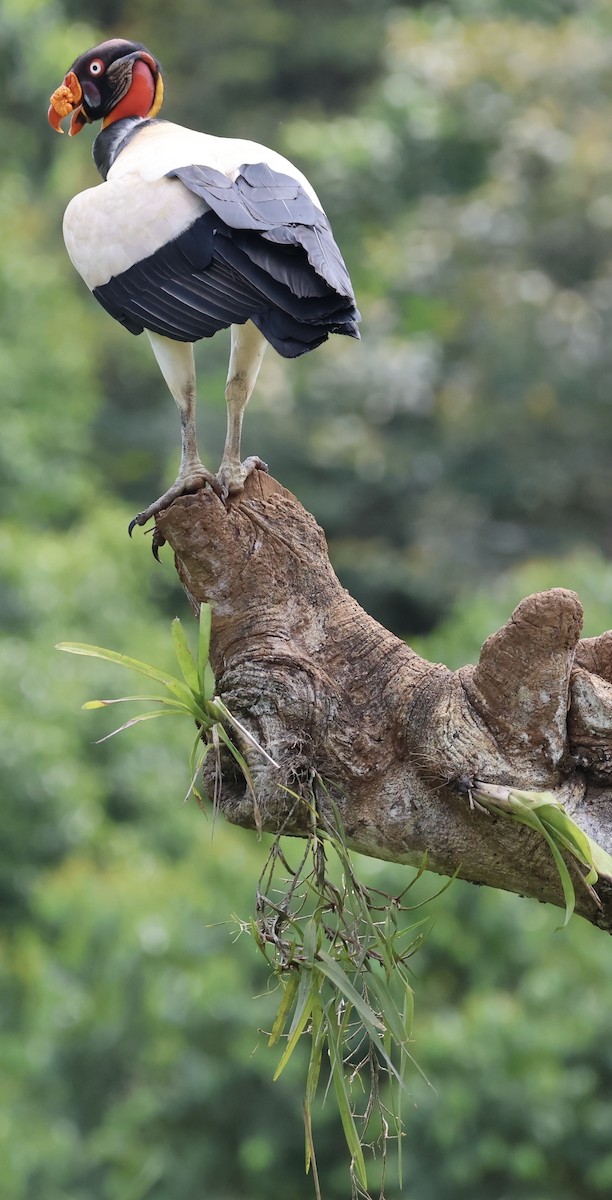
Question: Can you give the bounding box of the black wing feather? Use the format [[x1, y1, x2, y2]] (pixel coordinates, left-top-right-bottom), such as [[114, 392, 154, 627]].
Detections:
[[170, 162, 357, 300], [93, 161, 360, 357]]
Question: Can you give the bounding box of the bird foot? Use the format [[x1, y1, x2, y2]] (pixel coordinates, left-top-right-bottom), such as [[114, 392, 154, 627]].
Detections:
[[128, 466, 223, 544], [127, 460, 268, 558], [216, 455, 269, 500]]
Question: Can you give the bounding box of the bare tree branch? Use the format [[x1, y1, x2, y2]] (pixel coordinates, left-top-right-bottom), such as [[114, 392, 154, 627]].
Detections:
[[154, 473, 612, 932]]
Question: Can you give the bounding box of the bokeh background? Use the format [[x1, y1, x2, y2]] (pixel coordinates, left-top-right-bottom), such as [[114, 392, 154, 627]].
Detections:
[[2, 0, 612, 1196]]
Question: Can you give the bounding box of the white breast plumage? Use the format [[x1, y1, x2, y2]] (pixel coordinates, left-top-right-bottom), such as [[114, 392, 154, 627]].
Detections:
[[63, 172, 205, 291]]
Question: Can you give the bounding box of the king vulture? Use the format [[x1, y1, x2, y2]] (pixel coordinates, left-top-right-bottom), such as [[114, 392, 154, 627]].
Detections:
[[48, 39, 360, 541]]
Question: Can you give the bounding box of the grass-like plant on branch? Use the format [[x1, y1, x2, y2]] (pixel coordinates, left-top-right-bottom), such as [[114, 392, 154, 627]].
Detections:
[[57, 606, 431, 1195], [57, 603, 612, 1196]]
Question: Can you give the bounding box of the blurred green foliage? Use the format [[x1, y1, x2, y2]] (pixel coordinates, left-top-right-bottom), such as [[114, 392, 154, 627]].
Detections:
[[2, 0, 612, 1195]]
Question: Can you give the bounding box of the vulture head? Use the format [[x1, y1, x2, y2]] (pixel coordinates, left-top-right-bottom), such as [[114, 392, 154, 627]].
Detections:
[[48, 39, 164, 136]]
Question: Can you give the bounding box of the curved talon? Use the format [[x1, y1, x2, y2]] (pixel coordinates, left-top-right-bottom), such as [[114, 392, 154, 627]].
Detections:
[[128, 514, 146, 537], [151, 528, 166, 561], [127, 469, 222, 542]]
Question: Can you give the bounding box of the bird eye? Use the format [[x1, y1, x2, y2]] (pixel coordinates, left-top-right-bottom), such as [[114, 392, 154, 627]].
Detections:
[[89, 59, 105, 76]]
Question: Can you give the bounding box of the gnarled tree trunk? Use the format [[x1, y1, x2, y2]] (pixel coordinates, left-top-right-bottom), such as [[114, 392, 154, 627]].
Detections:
[[154, 473, 612, 933]]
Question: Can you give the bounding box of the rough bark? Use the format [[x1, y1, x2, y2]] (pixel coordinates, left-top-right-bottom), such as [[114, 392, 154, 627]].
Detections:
[[154, 473, 612, 933]]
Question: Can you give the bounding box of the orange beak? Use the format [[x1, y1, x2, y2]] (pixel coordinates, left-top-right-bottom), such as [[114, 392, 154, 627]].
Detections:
[[48, 71, 89, 136]]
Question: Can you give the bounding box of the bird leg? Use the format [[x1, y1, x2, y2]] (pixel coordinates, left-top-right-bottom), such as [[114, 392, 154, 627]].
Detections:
[[129, 333, 222, 536], [217, 322, 268, 496]]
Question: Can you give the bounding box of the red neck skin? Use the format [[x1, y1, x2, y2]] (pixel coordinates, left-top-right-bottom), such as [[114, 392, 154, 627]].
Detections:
[[102, 60, 155, 127]]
